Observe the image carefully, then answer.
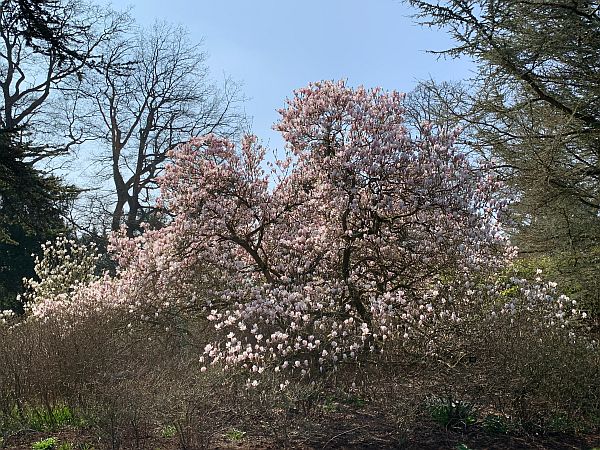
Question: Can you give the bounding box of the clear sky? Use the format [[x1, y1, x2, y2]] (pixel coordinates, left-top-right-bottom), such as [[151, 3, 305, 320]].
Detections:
[[109, 0, 473, 148]]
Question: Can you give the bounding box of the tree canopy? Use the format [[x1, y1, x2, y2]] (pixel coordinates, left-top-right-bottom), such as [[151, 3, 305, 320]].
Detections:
[[408, 0, 600, 313]]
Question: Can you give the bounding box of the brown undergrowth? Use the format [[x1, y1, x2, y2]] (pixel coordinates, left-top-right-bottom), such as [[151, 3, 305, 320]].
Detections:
[[0, 312, 598, 449]]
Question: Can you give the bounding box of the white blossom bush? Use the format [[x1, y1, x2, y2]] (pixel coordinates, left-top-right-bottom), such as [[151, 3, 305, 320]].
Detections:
[[26, 81, 582, 384], [24, 236, 101, 320], [399, 266, 586, 363], [494, 269, 582, 326], [0, 308, 15, 326]]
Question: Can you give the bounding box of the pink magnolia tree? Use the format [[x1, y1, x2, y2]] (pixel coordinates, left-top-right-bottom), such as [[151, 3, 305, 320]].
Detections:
[[25, 81, 578, 382]]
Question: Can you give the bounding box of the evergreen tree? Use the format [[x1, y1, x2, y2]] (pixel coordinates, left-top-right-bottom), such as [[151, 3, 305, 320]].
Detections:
[[0, 0, 124, 310], [0, 129, 75, 311], [408, 0, 600, 314]]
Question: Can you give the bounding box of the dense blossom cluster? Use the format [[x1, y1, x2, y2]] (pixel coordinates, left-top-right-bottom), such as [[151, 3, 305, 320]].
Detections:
[[24, 237, 101, 319], [22, 81, 580, 382], [494, 269, 583, 326]]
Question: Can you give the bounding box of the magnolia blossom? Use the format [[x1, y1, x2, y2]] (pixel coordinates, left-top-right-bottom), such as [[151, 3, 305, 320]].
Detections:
[[23, 237, 101, 320], [22, 81, 580, 379]]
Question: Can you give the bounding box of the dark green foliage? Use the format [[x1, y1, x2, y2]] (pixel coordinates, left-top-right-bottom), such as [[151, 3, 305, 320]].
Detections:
[[1, 0, 118, 80], [407, 0, 600, 315], [427, 397, 477, 431], [0, 131, 73, 242], [6, 0, 86, 61], [0, 129, 75, 311]]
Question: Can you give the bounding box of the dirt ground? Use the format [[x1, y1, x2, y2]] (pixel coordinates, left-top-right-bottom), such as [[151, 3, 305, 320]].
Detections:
[[3, 414, 599, 450]]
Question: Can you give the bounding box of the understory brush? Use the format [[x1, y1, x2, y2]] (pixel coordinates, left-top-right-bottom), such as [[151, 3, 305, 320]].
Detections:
[[0, 307, 597, 449]]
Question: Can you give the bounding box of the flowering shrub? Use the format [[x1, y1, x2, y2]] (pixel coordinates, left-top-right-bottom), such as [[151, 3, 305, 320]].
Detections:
[[25, 81, 581, 383], [0, 308, 15, 326], [493, 268, 582, 326], [23, 236, 101, 320]]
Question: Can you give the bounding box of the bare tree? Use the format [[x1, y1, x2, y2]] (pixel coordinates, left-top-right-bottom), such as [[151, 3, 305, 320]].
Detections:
[[76, 21, 244, 235], [403, 80, 469, 138], [0, 0, 129, 160]]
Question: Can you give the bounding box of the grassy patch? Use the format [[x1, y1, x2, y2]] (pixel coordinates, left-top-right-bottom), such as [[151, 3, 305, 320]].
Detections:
[[426, 397, 477, 431], [160, 424, 177, 438], [1, 404, 85, 433], [225, 428, 246, 442], [32, 437, 58, 450], [482, 414, 510, 434]]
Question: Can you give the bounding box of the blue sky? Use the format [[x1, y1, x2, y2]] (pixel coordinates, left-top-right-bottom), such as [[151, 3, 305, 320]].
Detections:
[[109, 0, 473, 148]]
